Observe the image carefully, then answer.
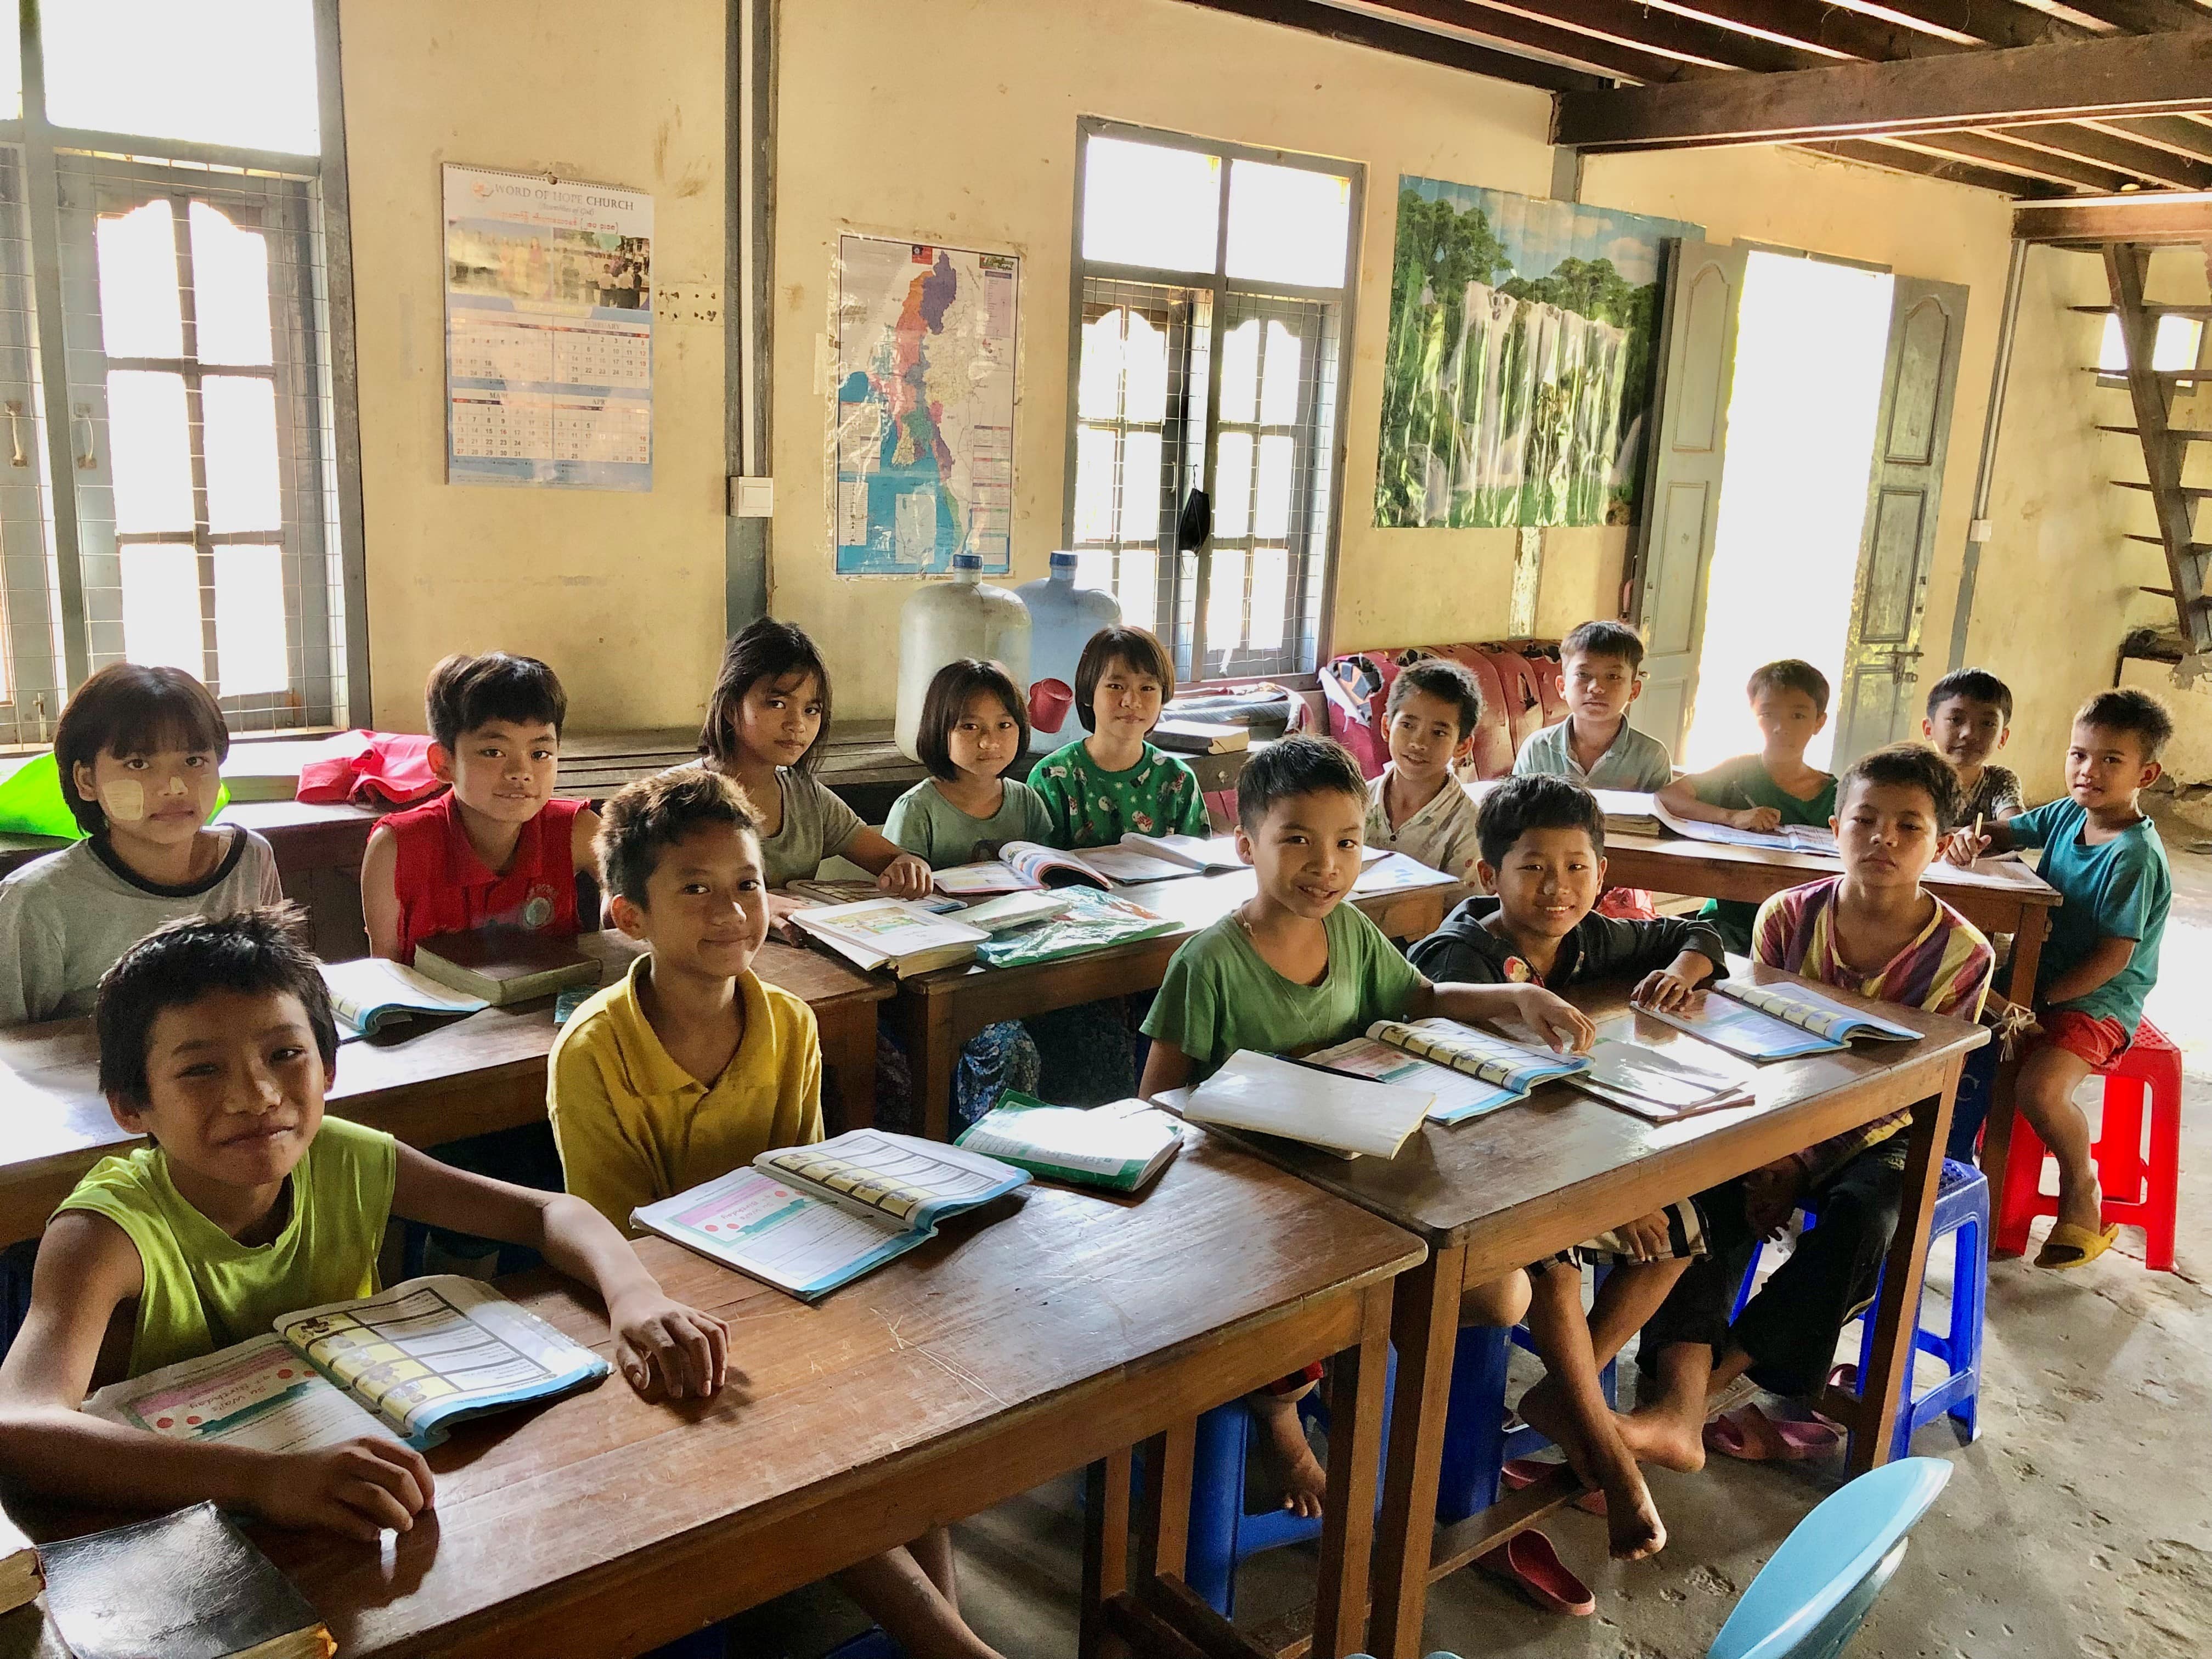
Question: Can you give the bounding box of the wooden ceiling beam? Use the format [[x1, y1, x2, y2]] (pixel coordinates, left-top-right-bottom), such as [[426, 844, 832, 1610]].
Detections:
[[1441, 0, 1829, 71], [1812, 0, 2092, 50], [1311, 0, 1725, 78], [1802, 137, 2068, 193], [1166, 0, 1607, 88], [2038, 0, 2212, 31], [1634, 0, 1956, 60], [2094, 115, 2212, 162], [2013, 189, 2212, 241], [1887, 129, 2141, 188], [1993, 121, 2212, 187], [1554, 30, 2212, 149]]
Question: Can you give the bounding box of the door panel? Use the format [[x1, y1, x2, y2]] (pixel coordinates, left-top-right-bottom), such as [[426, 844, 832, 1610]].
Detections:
[[1833, 279, 1968, 765], [1629, 240, 1746, 757]]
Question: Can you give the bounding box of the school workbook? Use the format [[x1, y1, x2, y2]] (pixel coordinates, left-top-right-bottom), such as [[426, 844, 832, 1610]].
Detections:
[[956, 1093, 1184, 1193], [1571, 1038, 1755, 1120], [933, 839, 1192, 895], [969, 888, 1178, 968], [630, 1129, 1030, 1301], [1643, 979, 1921, 1060], [1305, 1017, 1591, 1125], [1650, 798, 1838, 856], [318, 957, 488, 1040], [86, 1277, 608, 1454], [789, 898, 989, 977], [1181, 1050, 1436, 1159]]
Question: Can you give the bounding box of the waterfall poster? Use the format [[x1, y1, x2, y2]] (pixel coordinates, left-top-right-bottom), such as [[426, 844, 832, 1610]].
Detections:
[[1375, 179, 1701, 530]]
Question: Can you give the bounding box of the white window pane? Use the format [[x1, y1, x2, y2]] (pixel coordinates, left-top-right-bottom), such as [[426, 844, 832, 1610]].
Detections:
[[201, 375, 282, 533], [2155, 315, 2203, 372], [1219, 320, 1259, 425], [1082, 138, 1220, 275], [44, 1, 320, 155], [1214, 432, 1252, 538], [1255, 435, 1295, 539], [1121, 432, 1162, 540], [1225, 161, 1351, 289], [1259, 323, 1304, 426], [1124, 313, 1169, 424], [106, 371, 195, 533], [189, 202, 274, 367], [120, 544, 202, 673], [1075, 426, 1120, 543], [1206, 549, 1245, 659], [1118, 548, 1158, 633], [1078, 312, 1125, 421], [1249, 548, 1289, 656], [96, 202, 183, 360], [1073, 546, 1114, 594], [216, 545, 289, 695], [0, 21, 18, 121]]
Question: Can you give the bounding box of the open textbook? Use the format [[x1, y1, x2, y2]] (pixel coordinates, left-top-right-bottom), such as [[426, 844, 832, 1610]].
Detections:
[[789, 898, 988, 977], [1643, 978, 1920, 1060], [1651, 795, 1838, 856], [631, 1130, 1029, 1301], [933, 839, 1192, 895], [87, 1277, 608, 1454], [319, 957, 487, 1039], [1305, 1017, 1590, 1125], [1572, 1039, 1754, 1120]]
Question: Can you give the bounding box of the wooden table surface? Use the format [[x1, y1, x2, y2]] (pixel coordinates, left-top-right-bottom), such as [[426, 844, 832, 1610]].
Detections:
[[0, 933, 891, 1247], [896, 866, 1470, 1139], [18, 1135, 1421, 1659], [1206, 967, 1987, 1659]]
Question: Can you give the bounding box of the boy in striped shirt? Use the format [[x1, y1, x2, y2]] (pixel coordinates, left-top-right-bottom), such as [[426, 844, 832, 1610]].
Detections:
[[1624, 743, 1993, 1467]]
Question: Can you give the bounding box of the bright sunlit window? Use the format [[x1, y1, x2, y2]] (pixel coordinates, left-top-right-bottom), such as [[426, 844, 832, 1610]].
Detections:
[[42, 0, 320, 154], [2099, 312, 2204, 377]]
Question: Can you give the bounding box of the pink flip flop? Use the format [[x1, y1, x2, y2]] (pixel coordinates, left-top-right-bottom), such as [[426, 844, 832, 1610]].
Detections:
[[1502, 1457, 1609, 1516], [1705, 1405, 1841, 1463], [1474, 1527, 1596, 1616]]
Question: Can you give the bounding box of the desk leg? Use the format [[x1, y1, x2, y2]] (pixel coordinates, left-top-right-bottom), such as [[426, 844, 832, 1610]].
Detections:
[[1080, 1448, 1132, 1659], [897, 990, 957, 1143], [1982, 906, 2049, 1244], [1369, 1241, 1464, 1659], [1849, 1068, 1960, 1475], [819, 1008, 877, 1135], [1314, 1283, 1392, 1659]]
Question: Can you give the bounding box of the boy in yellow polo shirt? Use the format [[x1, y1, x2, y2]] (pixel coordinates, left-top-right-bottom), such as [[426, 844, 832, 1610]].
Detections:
[[550, 768, 1005, 1659]]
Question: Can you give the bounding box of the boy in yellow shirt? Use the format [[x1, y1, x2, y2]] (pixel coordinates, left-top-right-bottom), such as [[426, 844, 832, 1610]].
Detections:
[[550, 768, 1003, 1659]]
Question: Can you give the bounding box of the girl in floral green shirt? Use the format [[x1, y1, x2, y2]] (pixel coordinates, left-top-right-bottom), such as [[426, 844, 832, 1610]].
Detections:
[[1031, 627, 1210, 846]]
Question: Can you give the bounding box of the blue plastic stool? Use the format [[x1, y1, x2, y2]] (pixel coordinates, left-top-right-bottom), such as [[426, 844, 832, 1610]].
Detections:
[[1434, 1321, 1616, 1524], [1729, 1159, 1987, 1463], [1708, 1457, 1950, 1659]]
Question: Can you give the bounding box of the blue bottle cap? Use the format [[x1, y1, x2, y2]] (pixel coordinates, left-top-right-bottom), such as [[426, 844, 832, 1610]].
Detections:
[[1049, 550, 1080, 572], [951, 554, 983, 572]]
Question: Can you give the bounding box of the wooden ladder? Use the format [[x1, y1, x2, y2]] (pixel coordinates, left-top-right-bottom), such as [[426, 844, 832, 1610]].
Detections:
[[2081, 244, 2212, 654]]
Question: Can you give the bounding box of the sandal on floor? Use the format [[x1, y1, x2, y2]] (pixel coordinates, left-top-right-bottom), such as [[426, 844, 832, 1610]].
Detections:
[[1705, 1405, 1841, 1463], [1501, 1457, 1608, 1516], [2036, 1221, 2121, 1271], [1474, 1527, 1595, 1617]]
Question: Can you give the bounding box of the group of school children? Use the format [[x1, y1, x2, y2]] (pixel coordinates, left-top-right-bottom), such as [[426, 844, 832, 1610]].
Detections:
[[0, 605, 2174, 1656]]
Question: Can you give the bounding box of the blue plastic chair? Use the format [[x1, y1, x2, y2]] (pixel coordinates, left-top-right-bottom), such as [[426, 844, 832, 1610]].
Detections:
[[1730, 1159, 1987, 1462], [1709, 1457, 1950, 1659]]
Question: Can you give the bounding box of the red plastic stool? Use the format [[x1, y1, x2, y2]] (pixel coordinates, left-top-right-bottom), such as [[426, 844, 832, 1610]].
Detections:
[[1995, 1019, 2181, 1271]]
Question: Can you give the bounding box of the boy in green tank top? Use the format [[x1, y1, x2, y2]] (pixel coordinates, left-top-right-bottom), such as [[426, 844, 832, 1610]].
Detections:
[[0, 909, 730, 1541]]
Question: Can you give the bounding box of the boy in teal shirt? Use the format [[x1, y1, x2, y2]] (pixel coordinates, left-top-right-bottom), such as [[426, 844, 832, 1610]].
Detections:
[[1657, 658, 1837, 952], [1141, 736, 1591, 1517], [1945, 687, 2173, 1269]]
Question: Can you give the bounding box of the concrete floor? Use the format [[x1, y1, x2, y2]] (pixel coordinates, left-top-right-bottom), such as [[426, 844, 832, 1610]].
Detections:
[[731, 810, 2212, 1658]]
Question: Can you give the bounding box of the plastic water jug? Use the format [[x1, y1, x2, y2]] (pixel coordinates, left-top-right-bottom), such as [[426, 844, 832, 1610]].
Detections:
[[1014, 551, 1120, 751], [895, 554, 1032, 761]]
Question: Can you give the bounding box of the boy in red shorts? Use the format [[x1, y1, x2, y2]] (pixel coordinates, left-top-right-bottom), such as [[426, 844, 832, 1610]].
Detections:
[[1945, 688, 2174, 1269]]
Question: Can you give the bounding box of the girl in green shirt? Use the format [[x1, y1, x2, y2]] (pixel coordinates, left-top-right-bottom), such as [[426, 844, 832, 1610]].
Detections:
[[1031, 626, 1210, 848]]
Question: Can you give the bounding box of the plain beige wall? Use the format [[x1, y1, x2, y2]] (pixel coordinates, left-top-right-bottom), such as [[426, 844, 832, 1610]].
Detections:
[[340, 0, 729, 732]]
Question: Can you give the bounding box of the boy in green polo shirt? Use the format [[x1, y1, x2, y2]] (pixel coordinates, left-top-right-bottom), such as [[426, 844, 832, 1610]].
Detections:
[[1944, 687, 2174, 1270], [0, 908, 729, 1540], [1657, 658, 1838, 952]]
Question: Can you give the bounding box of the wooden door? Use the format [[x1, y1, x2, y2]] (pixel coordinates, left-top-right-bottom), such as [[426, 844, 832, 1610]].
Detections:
[[1832, 278, 1969, 765], [1628, 241, 1747, 757]]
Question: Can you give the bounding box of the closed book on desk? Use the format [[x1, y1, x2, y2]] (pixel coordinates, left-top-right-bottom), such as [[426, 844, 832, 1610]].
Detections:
[[632, 1129, 1029, 1301], [1182, 1051, 1434, 1159], [1151, 718, 1248, 754], [0, 1511, 38, 1622], [42, 1502, 331, 1659], [411, 929, 601, 1005], [957, 1093, 1183, 1192]]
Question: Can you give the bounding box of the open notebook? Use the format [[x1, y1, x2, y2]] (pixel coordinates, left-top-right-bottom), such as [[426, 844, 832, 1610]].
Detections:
[[631, 1130, 1029, 1301], [1304, 1017, 1589, 1125], [87, 1277, 607, 1454], [1643, 979, 1920, 1060]]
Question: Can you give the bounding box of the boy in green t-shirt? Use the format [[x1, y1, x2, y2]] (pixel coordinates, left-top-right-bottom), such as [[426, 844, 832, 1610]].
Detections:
[[0, 909, 729, 1539], [1141, 736, 1591, 1516], [1656, 658, 1838, 952]]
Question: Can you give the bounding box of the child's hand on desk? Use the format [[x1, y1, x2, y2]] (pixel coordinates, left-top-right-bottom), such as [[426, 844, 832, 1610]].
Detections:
[[252, 1438, 437, 1541], [1630, 966, 1700, 1013], [611, 1291, 733, 1403], [766, 891, 812, 944], [1742, 1159, 1806, 1239], [1731, 806, 1782, 833], [1505, 984, 1595, 1054], [1939, 827, 1988, 867], [877, 852, 934, 901]]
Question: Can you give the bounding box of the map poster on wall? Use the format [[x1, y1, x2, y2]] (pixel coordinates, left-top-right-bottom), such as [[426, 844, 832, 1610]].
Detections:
[[1375, 177, 1700, 530], [833, 234, 1017, 575], [443, 165, 653, 491]]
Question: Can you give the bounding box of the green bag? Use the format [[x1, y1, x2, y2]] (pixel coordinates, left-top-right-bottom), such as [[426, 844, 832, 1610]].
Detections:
[[0, 752, 230, 841]]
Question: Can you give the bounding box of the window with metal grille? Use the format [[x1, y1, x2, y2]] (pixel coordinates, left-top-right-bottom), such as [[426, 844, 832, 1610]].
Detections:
[[1065, 121, 1358, 684], [0, 0, 358, 746]]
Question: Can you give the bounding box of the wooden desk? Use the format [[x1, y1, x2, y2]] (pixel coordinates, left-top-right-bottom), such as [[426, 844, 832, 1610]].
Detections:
[[0, 934, 890, 1246], [896, 870, 1469, 1141], [14, 1138, 1419, 1659], [1206, 969, 1985, 1659]]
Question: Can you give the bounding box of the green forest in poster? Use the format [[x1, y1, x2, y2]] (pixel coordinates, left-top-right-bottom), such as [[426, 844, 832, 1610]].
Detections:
[[1375, 179, 1700, 529]]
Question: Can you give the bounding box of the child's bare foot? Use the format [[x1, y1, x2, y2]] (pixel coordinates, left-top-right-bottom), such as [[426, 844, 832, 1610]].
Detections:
[[1514, 1376, 1599, 1490], [1618, 1401, 1706, 1474], [1590, 1443, 1667, 1561], [1257, 1396, 1328, 1518]]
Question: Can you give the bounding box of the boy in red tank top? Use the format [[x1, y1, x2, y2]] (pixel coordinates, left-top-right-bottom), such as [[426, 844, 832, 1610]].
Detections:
[[361, 653, 601, 964]]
